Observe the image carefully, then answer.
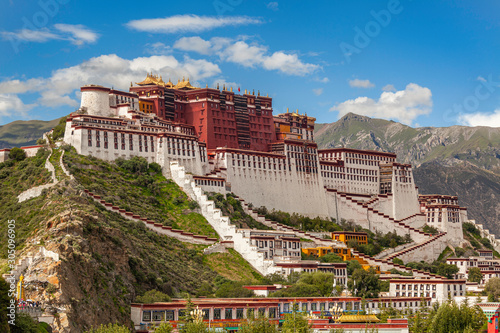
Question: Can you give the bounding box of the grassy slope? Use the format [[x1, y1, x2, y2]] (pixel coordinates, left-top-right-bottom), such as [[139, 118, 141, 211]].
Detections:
[[203, 249, 262, 283], [64, 149, 218, 238], [0, 118, 60, 149]]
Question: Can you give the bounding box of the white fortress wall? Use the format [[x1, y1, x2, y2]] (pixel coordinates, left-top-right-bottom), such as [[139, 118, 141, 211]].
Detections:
[[216, 151, 330, 219]]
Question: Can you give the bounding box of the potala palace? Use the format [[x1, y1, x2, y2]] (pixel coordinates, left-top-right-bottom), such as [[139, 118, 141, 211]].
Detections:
[[63, 74, 473, 272]]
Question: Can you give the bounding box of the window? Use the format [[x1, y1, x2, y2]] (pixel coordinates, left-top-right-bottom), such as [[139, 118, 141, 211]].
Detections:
[[236, 308, 244, 319], [153, 311, 164, 321], [214, 309, 221, 320], [165, 310, 174, 321], [225, 308, 233, 320], [142, 311, 151, 322]]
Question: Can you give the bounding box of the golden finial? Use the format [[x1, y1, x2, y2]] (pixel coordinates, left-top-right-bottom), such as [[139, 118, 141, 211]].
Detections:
[[258, 90, 260, 96], [182, 76, 185, 82], [130, 82, 133, 87], [178, 79, 180, 83], [245, 89, 247, 94], [230, 87, 233, 92], [223, 84, 226, 91], [187, 77, 190, 83], [169, 78, 172, 83], [266, 93, 269, 97], [287, 107, 289, 113], [217, 83, 219, 89], [252, 89, 255, 95], [206, 84, 208, 88]]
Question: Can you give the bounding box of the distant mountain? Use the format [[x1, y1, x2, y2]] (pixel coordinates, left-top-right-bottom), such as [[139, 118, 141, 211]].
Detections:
[[315, 113, 500, 231], [315, 113, 500, 176], [0, 118, 61, 149]]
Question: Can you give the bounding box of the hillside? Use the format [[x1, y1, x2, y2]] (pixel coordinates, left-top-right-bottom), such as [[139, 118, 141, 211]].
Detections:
[[0, 119, 60, 149], [0, 149, 262, 332], [315, 113, 500, 229], [315, 113, 500, 175]]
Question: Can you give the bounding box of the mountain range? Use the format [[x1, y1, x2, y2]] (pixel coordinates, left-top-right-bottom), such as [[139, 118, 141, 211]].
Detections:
[[315, 113, 500, 235]]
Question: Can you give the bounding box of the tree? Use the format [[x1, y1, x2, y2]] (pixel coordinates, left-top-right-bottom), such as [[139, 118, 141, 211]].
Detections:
[[136, 289, 171, 303], [8, 148, 26, 162], [436, 263, 459, 279], [155, 322, 173, 333], [485, 277, 500, 301], [214, 281, 254, 298], [320, 253, 343, 263], [85, 323, 130, 333], [272, 272, 335, 297], [346, 260, 362, 275], [348, 268, 380, 298], [468, 267, 483, 284], [10, 313, 39, 333], [239, 312, 278, 333], [281, 303, 311, 333], [428, 300, 485, 333]]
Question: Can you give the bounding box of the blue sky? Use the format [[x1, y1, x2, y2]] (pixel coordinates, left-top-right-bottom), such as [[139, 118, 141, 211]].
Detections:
[[1, 0, 500, 127]]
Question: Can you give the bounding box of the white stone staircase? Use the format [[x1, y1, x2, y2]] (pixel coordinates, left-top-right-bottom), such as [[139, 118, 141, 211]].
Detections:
[[170, 161, 282, 276]]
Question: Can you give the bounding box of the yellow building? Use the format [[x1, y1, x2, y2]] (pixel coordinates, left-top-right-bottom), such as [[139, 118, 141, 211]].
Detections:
[[302, 246, 352, 261], [331, 231, 368, 245]]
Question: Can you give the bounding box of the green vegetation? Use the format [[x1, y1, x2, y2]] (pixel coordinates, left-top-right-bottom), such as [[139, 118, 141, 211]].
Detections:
[[422, 224, 439, 235], [0, 148, 51, 261], [281, 303, 312, 333], [239, 312, 278, 333], [85, 323, 130, 333], [347, 268, 381, 298], [51, 117, 67, 142], [203, 249, 262, 283], [0, 278, 9, 333], [272, 272, 336, 297], [155, 322, 173, 333], [207, 193, 272, 230], [64, 149, 217, 238], [135, 289, 171, 303], [8, 147, 26, 161], [48, 148, 66, 181], [255, 206, 342, 232], [301, 252, 343, 263], [468, 267, 483, 283], [410, 299, 485, 333], [485, 277, 500, 301]]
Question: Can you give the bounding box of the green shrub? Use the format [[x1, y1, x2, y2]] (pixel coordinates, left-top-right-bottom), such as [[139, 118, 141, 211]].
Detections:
[[9, 147, 26, 161]]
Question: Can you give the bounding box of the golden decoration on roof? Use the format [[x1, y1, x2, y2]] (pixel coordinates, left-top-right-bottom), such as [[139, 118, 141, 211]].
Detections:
[[174, 77, 198, 90], [136, 73, 196, 89], [335, 314, 380, 323]]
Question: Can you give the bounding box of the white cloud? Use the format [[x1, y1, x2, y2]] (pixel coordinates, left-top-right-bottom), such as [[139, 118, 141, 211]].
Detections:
[[314, 77, 329, 83], [349, 79, 375, 88], [459, 110, 500, 127], [145, 42, 172, 55], [330, 83, 432, 125], [54, 24, 99, 45], [126, 15, 263, 34], [267, 2, 279, 11], [0, 24, 99, 46], [0, 53, 222, 116], [174, 37, 214, 55], [382, 84, 396, 92], [477, 76, 486, 82], [313, 88, 323, 96], [173, 36, 319, 76], [0, 94, 35, 119], [0, 28, 61, 43]]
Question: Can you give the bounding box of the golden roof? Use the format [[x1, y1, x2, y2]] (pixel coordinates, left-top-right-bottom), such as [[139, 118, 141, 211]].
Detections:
[[336, 314, 380, 323], [136, 73, 177, 88], [174, 77, 198, 90]]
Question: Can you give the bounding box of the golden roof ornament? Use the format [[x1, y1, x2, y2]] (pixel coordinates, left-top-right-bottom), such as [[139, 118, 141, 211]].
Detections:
[[258, 90, 260, 96], [230, 87, 233, 92]]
